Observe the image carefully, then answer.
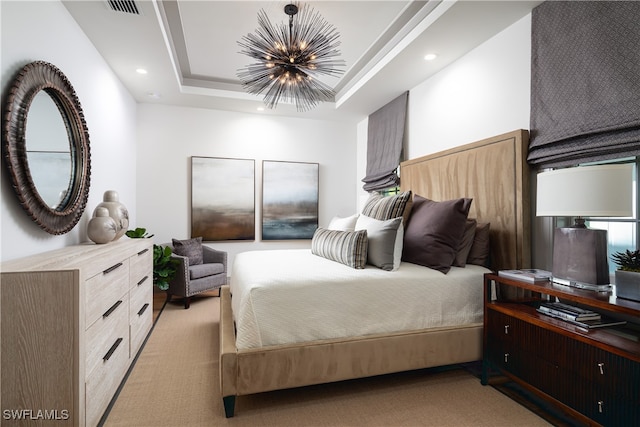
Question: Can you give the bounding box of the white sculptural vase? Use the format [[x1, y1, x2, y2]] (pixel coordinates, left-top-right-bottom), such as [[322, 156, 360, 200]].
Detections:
[[88, 207, 117, 244], [93, 190, 129, 240]]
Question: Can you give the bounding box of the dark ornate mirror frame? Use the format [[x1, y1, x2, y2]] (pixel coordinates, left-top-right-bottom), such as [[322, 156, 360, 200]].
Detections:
[[2, 61, 91, 235]]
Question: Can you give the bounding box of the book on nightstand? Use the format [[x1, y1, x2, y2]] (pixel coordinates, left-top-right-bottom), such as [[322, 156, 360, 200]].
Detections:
[[498, 269, 552, 283], [538, 302, 601, 321], [536, 308, 626, 329]]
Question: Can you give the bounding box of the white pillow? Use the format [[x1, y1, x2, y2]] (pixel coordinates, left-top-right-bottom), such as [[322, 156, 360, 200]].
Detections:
[[355, 214, 403, 271], [328, 213, 359, 232]]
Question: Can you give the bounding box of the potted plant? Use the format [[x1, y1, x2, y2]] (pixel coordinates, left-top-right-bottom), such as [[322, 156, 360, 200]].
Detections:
[[611, 249, 640, 302], [126, 228, 178, 291]]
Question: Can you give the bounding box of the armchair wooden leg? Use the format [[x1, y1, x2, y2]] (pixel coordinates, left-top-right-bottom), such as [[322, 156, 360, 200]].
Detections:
[[184, 297, 191, 309]]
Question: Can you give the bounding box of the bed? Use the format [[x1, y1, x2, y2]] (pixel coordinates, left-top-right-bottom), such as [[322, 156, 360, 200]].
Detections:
[[219, 129, 531, 417]]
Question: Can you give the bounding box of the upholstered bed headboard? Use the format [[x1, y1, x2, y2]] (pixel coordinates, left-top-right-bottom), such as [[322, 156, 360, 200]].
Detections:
[[400, 129, 531, 271]]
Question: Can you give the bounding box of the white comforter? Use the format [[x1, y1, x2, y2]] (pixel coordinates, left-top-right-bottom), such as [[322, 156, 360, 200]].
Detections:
[[230, 249, 489, 349]]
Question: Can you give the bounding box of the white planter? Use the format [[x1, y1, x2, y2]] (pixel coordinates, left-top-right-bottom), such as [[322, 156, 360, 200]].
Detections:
[[615, 270, 640, 302]]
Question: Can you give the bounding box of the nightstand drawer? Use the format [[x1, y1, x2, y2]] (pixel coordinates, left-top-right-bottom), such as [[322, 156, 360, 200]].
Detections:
[[561, 370, 640, 426], [486, 309, 517, 345], [556, 336, 640, 400]]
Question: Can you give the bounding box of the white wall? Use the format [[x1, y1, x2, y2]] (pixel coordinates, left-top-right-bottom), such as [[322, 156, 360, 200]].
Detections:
[[0, 1, 137, 262], [135, 103, 357, 266], [408, 14, 531, 157], [356, 13, 532, 167]]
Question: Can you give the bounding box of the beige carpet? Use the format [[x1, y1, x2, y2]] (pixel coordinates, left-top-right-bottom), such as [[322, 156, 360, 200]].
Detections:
[[104, 294, 550, 427]]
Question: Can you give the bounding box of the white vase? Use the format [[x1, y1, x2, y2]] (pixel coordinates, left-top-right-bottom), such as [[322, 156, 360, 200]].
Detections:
[[88, 207, 117, 244], [93, 190, 129, 240]]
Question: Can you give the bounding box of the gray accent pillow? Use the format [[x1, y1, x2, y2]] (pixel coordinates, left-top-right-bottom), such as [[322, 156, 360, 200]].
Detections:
[[453, 219, 478, 267], [402, 195, 473, 273], [172, 237, 203, 265], [311, 228, 368, 269], [355, 215, 403, 271], [467, 222, 491, 267], [362, 190, 413, 224]]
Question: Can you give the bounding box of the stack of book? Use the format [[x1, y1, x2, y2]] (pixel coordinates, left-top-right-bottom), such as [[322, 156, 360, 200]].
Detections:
[[537, 302, 626, 329]]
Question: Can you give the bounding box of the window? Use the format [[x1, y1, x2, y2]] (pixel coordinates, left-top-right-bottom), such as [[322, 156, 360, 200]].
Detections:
[[378, 186, 400, 197]]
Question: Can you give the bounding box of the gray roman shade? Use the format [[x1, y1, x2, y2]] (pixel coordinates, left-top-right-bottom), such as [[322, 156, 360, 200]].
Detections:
[[362, 92, 408, 191], [528, 1, 640, 168]]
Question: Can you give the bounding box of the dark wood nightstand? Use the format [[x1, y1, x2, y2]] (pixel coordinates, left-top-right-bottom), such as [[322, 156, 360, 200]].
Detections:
[[482, 273, 640, 426]]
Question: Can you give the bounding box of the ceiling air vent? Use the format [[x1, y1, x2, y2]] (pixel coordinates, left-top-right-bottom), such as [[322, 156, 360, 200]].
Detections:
[[107, 0, 140, 15]]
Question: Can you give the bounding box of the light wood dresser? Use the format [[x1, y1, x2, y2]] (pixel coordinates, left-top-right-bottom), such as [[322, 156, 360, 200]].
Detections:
[[1, 239, 153, 426]]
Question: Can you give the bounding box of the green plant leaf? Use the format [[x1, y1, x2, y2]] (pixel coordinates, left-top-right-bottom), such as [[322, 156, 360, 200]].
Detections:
[[152, 244, 179, 291], [125, 227, 154, 238], [612, 249, 640, 272]]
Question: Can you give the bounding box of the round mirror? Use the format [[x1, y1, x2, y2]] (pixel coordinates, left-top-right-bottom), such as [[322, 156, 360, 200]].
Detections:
[[25, 91, 74, 210], [2, 61, 91, 235]]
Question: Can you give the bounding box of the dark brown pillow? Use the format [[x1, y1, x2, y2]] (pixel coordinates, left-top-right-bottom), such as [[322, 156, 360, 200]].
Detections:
[[402, 195, 473, 273], [172, 237, 203, 265], [453, 218, 477, 267], [467, 222, 491, 267]]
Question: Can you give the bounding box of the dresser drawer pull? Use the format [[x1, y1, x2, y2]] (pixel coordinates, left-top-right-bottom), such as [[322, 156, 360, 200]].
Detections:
[[137, 275, 149, 286], [103, 337, 123, 361], [597, 400, 604, 413], [103, 300, 123, 318], [504, 325, 509, 334], [137, 248, 149, 256], [138, 303, 149, 316], [598, 362, 604, 375], [103, 262, 124, 275]]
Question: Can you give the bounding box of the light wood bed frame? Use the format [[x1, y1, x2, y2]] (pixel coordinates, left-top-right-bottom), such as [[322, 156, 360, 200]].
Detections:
[[219, 129, 531, 417]]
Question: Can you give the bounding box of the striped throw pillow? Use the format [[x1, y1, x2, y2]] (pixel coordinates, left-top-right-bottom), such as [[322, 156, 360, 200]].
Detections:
[[362, 191, 412, 224], [311, 228, 368, 269]]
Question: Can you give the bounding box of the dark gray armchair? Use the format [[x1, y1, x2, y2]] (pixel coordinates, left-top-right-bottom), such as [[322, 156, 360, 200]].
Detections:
[[162, 242, 227, 309]]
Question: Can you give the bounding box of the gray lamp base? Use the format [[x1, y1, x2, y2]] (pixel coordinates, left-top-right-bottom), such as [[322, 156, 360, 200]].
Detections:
[[552, 227, 611, 291]]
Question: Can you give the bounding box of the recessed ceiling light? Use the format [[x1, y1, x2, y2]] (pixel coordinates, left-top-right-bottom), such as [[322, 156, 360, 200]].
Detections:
[[257, 106, 265, 111], [146, 91, 161, 99], [136, 68, 148, 74], [424, 53, 437, 61]]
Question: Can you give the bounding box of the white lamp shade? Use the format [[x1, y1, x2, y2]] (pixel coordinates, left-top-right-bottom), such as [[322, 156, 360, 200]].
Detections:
[[536, 164, 633, 217]]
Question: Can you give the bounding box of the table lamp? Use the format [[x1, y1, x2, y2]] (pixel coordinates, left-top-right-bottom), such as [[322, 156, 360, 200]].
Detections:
[[536, 164, 633, 291]]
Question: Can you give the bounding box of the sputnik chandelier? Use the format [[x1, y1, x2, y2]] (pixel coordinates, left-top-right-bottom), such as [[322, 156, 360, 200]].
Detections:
[[237, 3, 345, 112]]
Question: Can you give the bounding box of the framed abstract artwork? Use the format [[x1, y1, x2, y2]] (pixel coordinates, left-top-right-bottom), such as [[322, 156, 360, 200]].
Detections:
[[191, 156, 255, 241], [262, 160, 319, 240]]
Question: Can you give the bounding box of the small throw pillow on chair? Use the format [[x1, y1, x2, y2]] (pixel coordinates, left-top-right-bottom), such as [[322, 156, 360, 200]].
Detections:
[[172, 237, 204, 265]]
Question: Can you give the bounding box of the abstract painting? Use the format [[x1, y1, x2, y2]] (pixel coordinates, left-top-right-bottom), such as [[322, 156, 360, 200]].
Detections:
[[262, 160, 318, 240], [191, 156, 255, 241]]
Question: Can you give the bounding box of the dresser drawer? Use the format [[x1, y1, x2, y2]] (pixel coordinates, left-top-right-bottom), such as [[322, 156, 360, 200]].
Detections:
[[85, 259, 130, 328], [85, 326, 130, 427], [130, 281, 153, 356], [85, 296, 129, 379], [130, 246, 152, 289]]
